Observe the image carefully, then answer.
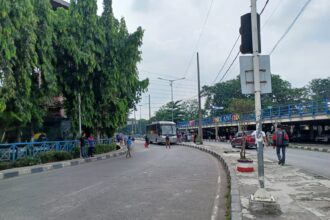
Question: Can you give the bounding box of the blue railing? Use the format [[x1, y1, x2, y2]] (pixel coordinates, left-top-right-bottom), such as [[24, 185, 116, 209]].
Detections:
[[0, 138, 113, 162], [177, 98, 330, 128]]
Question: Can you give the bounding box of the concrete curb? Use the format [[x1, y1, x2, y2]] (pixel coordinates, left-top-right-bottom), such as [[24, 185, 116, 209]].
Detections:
[[203, 140, 330, 154], [179, 143, 242, 220], [0, 148, 127, 181], [287, 144, 330, 153]]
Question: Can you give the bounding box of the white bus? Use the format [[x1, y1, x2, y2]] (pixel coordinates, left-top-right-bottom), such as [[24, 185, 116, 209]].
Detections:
[[146, 121, 177, 144]]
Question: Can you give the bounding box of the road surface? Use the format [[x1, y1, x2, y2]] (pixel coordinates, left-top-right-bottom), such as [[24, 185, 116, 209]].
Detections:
[[204, 141, 330, 178], [0, 142, 226, 220]]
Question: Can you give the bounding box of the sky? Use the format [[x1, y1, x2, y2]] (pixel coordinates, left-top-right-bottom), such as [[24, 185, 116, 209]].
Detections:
[[95, 0, 330, 119]]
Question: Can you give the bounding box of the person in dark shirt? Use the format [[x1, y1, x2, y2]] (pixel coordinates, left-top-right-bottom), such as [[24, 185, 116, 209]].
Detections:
[[80, 132, 87, 158]]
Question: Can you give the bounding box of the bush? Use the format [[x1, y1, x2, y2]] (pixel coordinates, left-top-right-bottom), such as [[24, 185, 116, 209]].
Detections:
[[38, 151, 72, 164], [0, 161, 13, 171], [94, 144, 117, 155], [14, 157, 40, 167], [70, 147, 81, 159]]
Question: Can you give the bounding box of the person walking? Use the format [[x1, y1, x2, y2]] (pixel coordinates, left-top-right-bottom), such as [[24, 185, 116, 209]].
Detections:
[[88, 134, 95, 157], [126, 136, 133, 158], [251, 129, 268, 149], [144, 135, 149, 148], [80, 132, 87, 158], [165, 134, 170, 149], [272, 124, 289, 165]]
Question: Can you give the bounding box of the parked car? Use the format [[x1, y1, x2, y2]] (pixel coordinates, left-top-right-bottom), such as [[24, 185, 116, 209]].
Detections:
[[231, 130, 256, 148], [315, 134, 330, 143]]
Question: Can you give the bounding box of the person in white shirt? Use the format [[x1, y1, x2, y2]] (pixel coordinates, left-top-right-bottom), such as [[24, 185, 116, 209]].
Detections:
[[251, 130, 268, 146]]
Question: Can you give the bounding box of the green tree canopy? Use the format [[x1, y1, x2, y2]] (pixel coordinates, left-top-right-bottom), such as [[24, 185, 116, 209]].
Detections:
[[306, 77, 330, 100], [0, 0, 148, 141]]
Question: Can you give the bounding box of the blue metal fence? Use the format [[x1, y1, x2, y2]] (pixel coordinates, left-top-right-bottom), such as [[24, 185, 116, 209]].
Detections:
[[177, 98, 330, 128], [0, 138, 113, 162]]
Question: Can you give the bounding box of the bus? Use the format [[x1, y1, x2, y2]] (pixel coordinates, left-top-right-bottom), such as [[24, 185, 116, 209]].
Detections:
[[146, 121, 177, 144]]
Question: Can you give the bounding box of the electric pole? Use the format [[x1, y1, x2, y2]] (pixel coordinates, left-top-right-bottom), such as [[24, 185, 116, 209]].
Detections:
[[139, 104, 142, 134], [149, 94, 151, 122], [197, 52, 203, 144]]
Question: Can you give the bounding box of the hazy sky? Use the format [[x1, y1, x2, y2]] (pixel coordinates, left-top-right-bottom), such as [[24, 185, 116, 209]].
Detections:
[[96, 0, 330, 119]]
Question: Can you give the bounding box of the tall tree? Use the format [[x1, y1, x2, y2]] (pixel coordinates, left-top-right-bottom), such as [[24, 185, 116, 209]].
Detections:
[[181, 99, 199, 120], [54, 0, 99, 133], [153, 101, 185, 123], [0, 0, 38, 141], [30, 0, 58, 129], [306, 77, 330, 100], [97, 0, 148, 136], [202, 77, 250, 115]]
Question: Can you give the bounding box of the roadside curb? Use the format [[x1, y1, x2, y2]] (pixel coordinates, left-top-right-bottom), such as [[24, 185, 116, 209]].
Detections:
[[287, 144, 330, 153], [203, 140, 330, 154], [0, 148, 127, 181], [179, 143, 242, 220]]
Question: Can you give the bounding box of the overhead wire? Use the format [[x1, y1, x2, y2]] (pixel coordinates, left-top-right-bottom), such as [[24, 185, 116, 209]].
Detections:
[[210, 0, 271, 85], [211, 35, 240, 84], [269, 0, 311, 55], [183, 0, 215, 78]]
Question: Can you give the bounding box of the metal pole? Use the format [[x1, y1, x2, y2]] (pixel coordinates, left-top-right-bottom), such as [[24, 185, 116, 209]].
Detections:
[[197, 52, 203, 144], [134, 110, 136, 135], [139, 105, 142, 134], [78, 93, 82, 135], [149, 94, 151, 121], [251, 0, 264, 188], [157, 77, 185, 122], [170, 81, 174, 122]]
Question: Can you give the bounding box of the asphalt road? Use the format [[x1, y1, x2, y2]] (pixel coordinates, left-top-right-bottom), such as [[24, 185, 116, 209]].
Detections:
[[0, 142, 225, 220], [204, 141, 330, 178]]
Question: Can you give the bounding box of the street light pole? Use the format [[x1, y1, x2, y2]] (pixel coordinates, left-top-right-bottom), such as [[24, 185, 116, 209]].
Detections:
[[157, 77, 185, 122]]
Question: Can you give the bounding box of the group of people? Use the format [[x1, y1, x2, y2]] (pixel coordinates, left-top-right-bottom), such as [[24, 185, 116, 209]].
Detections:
[[80, 132, 95, 158]]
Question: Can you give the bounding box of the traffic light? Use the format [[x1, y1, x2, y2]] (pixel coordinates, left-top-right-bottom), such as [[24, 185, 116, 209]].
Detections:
[[239, 13, 261, 54]]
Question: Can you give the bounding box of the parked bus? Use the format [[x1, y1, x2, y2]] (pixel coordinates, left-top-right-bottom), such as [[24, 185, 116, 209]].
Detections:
[[146, 121, 177, 144]]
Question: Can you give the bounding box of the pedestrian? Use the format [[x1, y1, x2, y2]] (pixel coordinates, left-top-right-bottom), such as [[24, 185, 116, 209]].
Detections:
[[251, 129, 268, 148], [165, 134, 170, 149], [88, 134, 95, 157], [126, 136, 133, 158], [272, 124, 289, 165], [144, 135, 149, 148], [80, 132, 87, 158]]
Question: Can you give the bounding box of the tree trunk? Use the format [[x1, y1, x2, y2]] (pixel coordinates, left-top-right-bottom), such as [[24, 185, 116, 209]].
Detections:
[[1, 130, 6, 143]]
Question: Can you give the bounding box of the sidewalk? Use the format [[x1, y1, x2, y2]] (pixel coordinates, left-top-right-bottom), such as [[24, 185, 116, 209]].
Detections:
[[180, 142, 330, 220], [0, 147, 127, 181]]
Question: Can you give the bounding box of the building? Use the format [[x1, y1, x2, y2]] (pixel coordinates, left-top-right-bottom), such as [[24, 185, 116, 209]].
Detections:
[[51, 0, 69, 9]]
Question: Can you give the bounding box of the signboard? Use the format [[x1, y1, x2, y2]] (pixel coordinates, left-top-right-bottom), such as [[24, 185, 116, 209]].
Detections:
[[239, 55, 272, 94]]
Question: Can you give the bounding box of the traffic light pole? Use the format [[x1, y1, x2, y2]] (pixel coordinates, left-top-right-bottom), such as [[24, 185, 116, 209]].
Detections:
[[250, 0, 277, 210], [251, 0, 264, 189]]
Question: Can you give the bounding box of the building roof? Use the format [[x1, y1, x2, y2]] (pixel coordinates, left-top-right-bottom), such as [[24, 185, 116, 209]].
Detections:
[[51, 0, 69, 9]]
